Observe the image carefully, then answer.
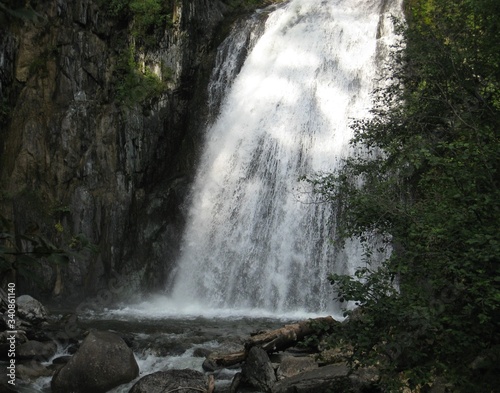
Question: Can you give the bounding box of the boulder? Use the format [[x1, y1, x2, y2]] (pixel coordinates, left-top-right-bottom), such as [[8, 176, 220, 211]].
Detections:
[[193, 346, 212, 358], [276, 356, 318, 380], [0, 378, 17, 393], [16, 295, 48, 324], [229, 372, 243, 393], [17, 360, 53, 381], [0, 329, 28, 347], [51, 330, 139, 393], [67, 343, 79, 354], [145, 336, 191, 357], [129, 369, 209, 393], [272, 363, 349, 393], [17, 340, 57, 360], [0, 331, 27, 361], [52, 355, 72, 365], [241, 347, 276, 392], [271, 363, 379, 393]]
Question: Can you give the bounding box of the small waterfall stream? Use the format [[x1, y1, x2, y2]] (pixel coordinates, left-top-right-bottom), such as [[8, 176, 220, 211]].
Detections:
[[170, 0, 402, 315]]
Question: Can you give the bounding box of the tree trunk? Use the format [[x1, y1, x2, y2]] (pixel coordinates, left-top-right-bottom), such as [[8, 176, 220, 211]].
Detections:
[[245, 316, 337, 352]]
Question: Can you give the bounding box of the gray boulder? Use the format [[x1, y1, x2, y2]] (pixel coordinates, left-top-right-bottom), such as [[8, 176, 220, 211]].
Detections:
[[271, 363, 379, 393], [18, 340, 57, 360], [51, 355, 72, 365], [129, 369, 209, 393], [272, 363, 349, 393], [17, 360, 53, 381], [51, 330, 139, 393], [16, 295, 48, 324], [241, 347, 276, 392], [276, 356, 318, 380]]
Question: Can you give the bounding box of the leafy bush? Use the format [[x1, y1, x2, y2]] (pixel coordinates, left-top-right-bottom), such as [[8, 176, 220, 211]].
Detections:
[[107, 0, 173, 46], [305, 0, 500, 391]]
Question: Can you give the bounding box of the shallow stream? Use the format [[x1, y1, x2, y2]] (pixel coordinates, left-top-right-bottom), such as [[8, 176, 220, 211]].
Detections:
[[16, 298, 334, 392]]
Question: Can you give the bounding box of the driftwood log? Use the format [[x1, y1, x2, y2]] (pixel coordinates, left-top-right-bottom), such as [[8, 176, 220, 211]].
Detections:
[[203, 316, 338, 371]]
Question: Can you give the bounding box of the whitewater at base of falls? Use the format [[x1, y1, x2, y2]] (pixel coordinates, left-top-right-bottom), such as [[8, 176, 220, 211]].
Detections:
[[99, 294, 332, 321], [164, 0, 402, 316]]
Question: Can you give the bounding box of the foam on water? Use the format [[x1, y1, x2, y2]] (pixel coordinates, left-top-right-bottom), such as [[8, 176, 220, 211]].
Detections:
[[97, 295, 333, 321]]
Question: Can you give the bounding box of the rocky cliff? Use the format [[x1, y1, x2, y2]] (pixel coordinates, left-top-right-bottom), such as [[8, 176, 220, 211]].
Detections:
[[0, 0, 245, 301]]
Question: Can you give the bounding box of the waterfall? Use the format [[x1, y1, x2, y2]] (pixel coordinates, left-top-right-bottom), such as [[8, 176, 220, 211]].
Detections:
[[170, 0, 402, 315]]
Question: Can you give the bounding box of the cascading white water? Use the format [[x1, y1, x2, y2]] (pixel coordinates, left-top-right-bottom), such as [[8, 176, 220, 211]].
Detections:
[[170, 0, 402, 315]]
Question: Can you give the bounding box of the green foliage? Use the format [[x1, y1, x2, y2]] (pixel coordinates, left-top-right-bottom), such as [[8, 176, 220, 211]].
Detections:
[[100, 0, 172, 104], [129, 0, 163, 33], [298, 318, 337, 350], [114, 46, 170, 105], [106, 0, 174, 47], [305, 0, 500, 391]]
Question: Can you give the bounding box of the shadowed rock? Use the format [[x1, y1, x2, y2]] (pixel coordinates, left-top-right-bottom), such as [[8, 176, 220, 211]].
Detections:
[[241, 347, 276, 393], [51, 330, 139, 393], [129, 369, 210, 393], [18, 340, 57, 360]]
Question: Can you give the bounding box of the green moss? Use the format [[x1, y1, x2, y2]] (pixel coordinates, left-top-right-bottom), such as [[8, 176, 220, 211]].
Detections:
[[114, 46, 169, 106]]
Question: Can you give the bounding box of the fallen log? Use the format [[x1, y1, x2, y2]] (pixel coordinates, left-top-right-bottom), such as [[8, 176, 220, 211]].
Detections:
[[202, 350, 247, 371], [245, 316, 338, 352], [202, 316, 338, 371]]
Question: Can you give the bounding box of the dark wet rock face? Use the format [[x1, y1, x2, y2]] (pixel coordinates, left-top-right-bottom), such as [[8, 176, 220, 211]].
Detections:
[[0, 0, 230, 300]]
